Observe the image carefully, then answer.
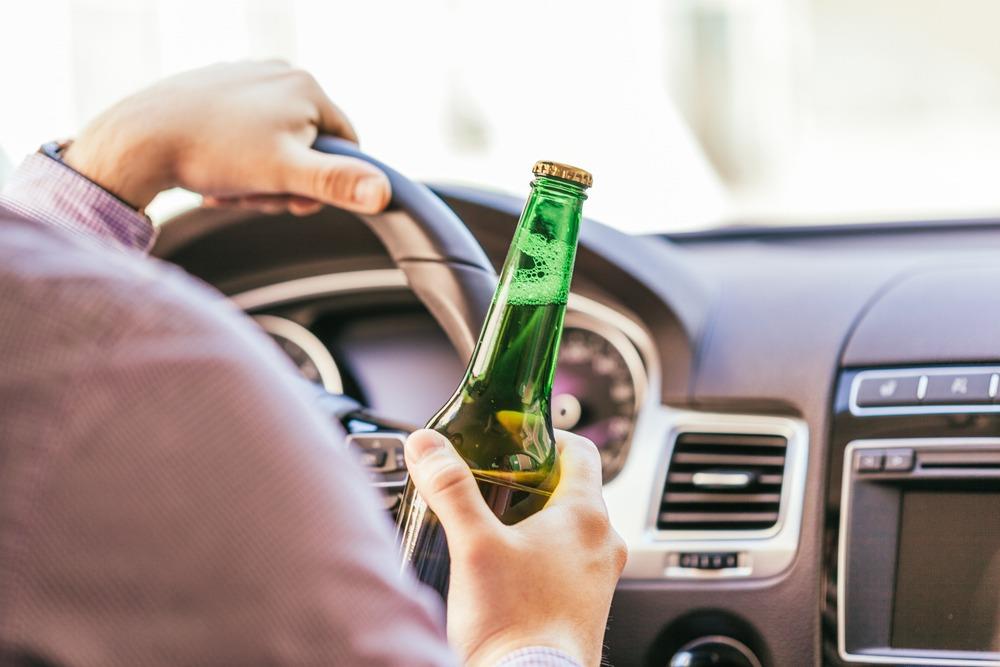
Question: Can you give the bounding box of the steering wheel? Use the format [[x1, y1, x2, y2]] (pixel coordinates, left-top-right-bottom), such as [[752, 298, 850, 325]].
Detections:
[[312, 136, 497, 362], [304, 137, 499, 495], [155, 137, 499, 495]]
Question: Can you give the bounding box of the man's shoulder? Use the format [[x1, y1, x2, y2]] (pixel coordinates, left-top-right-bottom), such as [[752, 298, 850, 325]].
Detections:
[[0, 210, 236, 354]]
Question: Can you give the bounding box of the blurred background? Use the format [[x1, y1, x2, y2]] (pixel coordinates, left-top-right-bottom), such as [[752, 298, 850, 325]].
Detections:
[[2, 0, 1000, 232]]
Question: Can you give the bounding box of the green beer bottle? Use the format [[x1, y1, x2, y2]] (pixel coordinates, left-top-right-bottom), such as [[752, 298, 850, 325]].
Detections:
[[397, 160, 592, 596]]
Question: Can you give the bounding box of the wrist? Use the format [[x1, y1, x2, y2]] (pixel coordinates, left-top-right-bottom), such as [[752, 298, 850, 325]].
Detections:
[[62, 118, 177, 210]]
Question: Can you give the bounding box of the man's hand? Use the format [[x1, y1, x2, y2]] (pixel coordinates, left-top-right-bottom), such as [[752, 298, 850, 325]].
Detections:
[[404, 429, 628, 667], [63, 61, 390, 215]]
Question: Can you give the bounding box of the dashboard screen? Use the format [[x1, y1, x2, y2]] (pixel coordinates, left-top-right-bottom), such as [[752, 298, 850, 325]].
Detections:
[[892, 490, 1000, 651]]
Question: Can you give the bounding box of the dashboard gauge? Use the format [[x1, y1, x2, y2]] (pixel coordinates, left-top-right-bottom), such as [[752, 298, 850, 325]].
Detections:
[[253, 315, 344, 393], [554, 313, 647, 482]]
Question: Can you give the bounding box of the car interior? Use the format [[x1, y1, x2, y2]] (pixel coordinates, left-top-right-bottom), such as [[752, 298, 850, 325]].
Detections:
[[152, 159, 1000, 666], [6, 2, 1000, 665]]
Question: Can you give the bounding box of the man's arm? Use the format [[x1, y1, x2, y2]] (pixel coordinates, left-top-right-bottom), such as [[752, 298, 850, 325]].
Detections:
[[0, 240, 459, 665], [1, 62, 624, 665]]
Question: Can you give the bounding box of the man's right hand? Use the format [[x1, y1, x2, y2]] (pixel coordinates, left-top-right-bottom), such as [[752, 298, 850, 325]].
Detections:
[[404, 429, 628, 667]]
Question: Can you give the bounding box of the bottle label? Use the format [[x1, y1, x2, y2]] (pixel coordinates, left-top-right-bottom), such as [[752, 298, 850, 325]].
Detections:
[[507, 230, 573, 306]]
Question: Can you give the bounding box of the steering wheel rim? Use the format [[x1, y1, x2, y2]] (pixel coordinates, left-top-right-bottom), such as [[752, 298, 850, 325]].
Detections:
[[311, 136, 497, 363]]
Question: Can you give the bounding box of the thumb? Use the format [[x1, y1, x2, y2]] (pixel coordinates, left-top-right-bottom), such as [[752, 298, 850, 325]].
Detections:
[[404, 429, 499, 537], [282, 145, 391, 214]]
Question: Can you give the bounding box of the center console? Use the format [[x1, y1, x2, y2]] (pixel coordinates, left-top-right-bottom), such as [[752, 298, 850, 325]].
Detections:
[[828, 367, 1000, 667]]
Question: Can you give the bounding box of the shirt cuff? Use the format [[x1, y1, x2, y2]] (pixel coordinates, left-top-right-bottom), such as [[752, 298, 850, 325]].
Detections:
[[495, 647, 582, 666], [0, 151, 155, 253]]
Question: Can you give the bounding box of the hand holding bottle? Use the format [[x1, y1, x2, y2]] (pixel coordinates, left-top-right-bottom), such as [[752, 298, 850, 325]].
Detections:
[[397, 161, 594, 597], [404, 428, 628, 667]]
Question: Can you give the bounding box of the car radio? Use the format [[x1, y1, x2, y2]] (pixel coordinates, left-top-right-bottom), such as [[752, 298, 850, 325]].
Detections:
[[838, 438, 1000, 665]]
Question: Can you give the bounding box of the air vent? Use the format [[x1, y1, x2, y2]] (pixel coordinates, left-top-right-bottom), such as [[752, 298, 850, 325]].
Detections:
[[658, 432, 788, 531]]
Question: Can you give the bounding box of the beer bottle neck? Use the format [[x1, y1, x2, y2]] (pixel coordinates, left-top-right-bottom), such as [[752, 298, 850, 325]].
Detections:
[[502, 177, 585, 306], [467, 176, 586, 392]]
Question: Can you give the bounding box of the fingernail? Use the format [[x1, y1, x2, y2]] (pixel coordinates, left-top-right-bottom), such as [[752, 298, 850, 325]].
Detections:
[[352, 174, 387, 207], [407, 430, 446, 464]]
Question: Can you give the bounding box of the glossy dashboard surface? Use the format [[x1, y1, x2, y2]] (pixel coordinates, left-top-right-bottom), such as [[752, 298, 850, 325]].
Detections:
[[154, 188, 1000, 667]]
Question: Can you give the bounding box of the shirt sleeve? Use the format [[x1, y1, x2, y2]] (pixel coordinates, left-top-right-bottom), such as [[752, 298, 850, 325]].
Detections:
[[0, 149, 156, 252]]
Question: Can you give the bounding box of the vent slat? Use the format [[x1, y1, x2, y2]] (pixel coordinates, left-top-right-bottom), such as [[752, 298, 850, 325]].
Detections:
[[658, 432, 788, 532], [672, 452, 785, 467], [676, 433, 786, 447], [668, 472, 784, 486], [664, 492, 781, 504], [659, 511, 780, 524]]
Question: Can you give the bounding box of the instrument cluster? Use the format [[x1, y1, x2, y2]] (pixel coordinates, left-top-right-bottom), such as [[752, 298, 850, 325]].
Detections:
[[254, 301, 648, 482]]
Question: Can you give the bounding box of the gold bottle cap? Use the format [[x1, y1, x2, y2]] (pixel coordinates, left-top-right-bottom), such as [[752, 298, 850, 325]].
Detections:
[[532, 160, 593, 188]]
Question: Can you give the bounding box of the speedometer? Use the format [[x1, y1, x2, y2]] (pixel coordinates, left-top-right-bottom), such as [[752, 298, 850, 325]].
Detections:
[[554, 314, 646, 482]]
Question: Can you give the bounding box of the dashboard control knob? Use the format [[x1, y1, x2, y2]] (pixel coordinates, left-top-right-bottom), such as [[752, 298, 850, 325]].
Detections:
[[668, 636, 761, 667]]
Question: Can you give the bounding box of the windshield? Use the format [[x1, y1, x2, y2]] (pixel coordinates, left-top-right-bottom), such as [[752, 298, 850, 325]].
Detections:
[[2, 1, 998, 233]]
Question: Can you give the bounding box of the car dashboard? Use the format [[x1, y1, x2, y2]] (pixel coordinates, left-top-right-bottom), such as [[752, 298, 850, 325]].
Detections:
[[154, 186, 1000, 667]]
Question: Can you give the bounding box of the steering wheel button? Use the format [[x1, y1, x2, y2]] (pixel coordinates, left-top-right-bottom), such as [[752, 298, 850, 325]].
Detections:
[[346, 432, 407, 470], [359, 450, 388, 468]]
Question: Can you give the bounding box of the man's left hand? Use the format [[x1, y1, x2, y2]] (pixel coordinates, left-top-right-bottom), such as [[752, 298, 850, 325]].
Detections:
[[63, 61, 390, 216]]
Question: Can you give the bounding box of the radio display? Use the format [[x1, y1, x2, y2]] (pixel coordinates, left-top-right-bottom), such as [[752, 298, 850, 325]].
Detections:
[[892, 490, 1000, 651]]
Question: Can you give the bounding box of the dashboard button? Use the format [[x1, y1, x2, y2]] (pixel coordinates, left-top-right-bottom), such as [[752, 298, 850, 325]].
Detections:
[[884, 448, 914, 471], [856, 376, 920, 407], [679, 552, 739, 570], [923, 373, 993, 404], [856, 450, 885, 472]]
